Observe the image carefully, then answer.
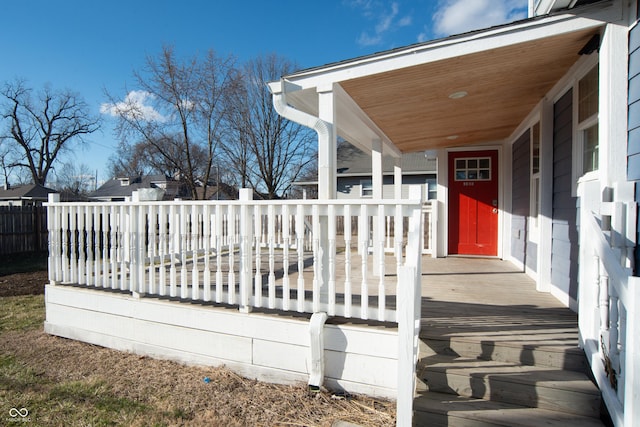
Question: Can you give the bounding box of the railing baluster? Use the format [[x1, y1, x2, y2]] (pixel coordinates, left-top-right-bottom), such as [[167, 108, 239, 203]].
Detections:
[[158, 205, 166, 296], [328, 204, 336, 317], [215, 205, 223, 303], [109, 206, 118, 290], [85, 205, 94, 287], [254, 205, 263, 307], [282, 204, 290, 311], [103, 204, 111, 289], [148, 204, 157, 294], [138, 203, 147, 294], [77, 206, 86, 285], [169, 204, 177, 297], [395, 204, 403, 271], [378, 204, 386, 321], [191, 205, 200, 300], [52, 203, 62, 283], [359, 204, 369, 320], [69, 206, 78, 284], [228, 204, 236, 305], [296, 204, 305, 313], [203, 204, 211, 302], [180, 204, 188, 299], [268, 204, 276, 309], [610, 290, 620, 384], [344, 205, 352, 318], [118, 205, 126, 291]]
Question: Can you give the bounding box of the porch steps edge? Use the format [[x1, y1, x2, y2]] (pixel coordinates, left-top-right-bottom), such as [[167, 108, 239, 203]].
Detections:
[[417, 354, 601, 418], [413, 391, 606, 427], [419, 334, 588, 372]]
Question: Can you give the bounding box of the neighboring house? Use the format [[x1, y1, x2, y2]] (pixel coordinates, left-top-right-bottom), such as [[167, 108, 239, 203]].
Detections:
[[194, 183, 239, 200], [89, 175, 184, 201], [0, 184, 57, 207], [293, 142, 437, 200], [336, 142, 437, 200]]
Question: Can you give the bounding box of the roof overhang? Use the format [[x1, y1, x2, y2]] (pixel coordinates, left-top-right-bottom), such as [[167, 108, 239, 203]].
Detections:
[[271, 2, 616, 154]]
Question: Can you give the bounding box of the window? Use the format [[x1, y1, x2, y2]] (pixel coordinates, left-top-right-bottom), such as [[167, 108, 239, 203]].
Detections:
[[360, 179, 373, 197], [454, 157, 491, 181], [530, 122, 541, 241], [577, 64, 599, 174], [426, 177, 437, 200]]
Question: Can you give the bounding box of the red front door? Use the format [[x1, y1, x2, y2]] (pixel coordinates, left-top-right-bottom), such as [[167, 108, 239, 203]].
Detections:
[[448, 150, 499, 256]]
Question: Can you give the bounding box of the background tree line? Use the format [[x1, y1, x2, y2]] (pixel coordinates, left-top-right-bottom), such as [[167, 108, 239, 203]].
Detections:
[[1, 47, 317, 199]]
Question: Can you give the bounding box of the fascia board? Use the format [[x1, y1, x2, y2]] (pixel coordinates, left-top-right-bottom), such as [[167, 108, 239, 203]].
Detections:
[[280, 9, 615, 91]]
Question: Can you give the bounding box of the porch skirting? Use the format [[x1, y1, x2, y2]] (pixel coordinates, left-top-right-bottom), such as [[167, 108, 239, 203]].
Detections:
[[44, 284, 399, 399]]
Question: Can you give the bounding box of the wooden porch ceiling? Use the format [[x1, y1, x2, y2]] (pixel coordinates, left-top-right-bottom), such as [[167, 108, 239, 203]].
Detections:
[[339, 28, 599, 153]]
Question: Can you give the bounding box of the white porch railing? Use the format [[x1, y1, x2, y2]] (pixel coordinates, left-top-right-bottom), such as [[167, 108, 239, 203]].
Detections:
[[46, 190, 424, 323], [578, 180, 639, 427]]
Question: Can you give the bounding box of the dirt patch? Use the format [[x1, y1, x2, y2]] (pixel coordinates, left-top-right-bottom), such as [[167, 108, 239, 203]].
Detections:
[[0, 270, 47, 297]]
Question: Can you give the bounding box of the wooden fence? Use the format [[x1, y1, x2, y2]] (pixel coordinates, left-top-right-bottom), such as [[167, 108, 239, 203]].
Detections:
[[0, 205, 48, 255]]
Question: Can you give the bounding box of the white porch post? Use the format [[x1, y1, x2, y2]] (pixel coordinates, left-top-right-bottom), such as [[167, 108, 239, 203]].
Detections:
[[538, 97, 554, 293], [599, 22, 629, 187], [372, 139, 383, 276], [372, 139, 383, 199], [317, 84, 337, 200], [436, 149, 447, 257], [394, 156, 402, 199], [317, 84, 337, 308]]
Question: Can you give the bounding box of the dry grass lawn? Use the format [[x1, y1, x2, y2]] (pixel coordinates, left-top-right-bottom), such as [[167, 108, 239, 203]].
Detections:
[[0, 270, 396, 426]]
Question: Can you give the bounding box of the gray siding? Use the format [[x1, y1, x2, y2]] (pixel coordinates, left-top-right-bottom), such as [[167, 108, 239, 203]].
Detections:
[[511, 130, 530, 267], [629, 22, 640, 274], [336, 174, 435, 200], [552, 89, 579, 301]]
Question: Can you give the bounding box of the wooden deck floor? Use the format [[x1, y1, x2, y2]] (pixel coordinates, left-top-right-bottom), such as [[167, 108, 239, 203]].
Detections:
[[420, 257, 581, 364]]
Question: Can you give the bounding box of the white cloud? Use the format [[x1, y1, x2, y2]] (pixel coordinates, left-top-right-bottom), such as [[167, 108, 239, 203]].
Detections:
[[350, 1, 413, 47], [100, 90, 166, 122], [432, 0, 527, 37]]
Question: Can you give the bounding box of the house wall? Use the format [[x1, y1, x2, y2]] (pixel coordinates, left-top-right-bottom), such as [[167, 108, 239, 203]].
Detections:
[[510, 129, 537, 273], [336, 175, 435, 200], [551, 89, 579, 307], [629, 18, 640, 274], [44, 285, 400, 398]]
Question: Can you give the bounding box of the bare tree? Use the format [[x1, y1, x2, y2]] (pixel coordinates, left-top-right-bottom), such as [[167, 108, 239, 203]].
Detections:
[[225, 54, 314, 199], [107, 140, 152, 178], [0, 80, 101, 185], [52, 162, 95, 195], [0, 138, 17, 186], [104, 46, 238, 199]]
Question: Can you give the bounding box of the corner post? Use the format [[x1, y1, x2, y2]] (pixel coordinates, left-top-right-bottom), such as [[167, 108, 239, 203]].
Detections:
[[47, 193, 61, 285]]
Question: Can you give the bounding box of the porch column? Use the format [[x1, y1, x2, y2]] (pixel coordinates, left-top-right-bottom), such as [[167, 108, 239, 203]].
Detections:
[[317, 84, 337, 200], [371, 139, 384, 276], [538, 98, 554, 293], [394, 156, 402, 199], [436, 149, 447, 257], [599, 22, 629, 186], [317, 84, 337, 308]]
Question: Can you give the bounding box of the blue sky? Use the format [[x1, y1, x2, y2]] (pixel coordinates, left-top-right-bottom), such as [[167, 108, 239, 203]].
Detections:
[[0, 0, 528, 186]]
